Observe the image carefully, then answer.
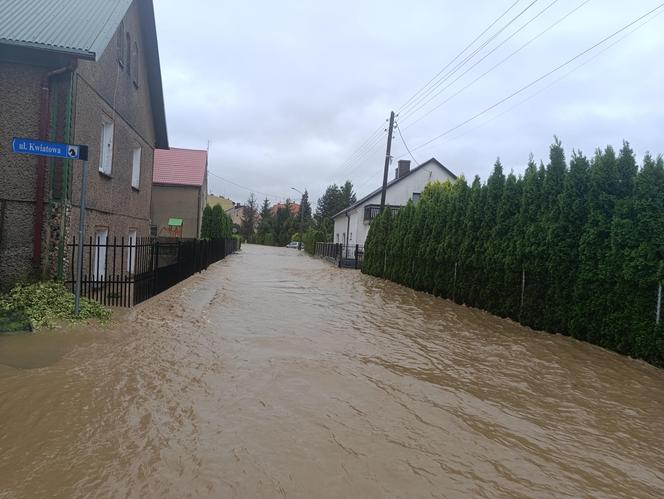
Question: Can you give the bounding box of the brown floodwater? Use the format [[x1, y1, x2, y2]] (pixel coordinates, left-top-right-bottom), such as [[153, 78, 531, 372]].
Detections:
[[1, 244, 663, 498]]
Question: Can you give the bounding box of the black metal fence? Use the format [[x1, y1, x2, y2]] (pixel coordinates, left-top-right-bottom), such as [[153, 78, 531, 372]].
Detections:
[[66, 236, 238, 307], [314, 242, 364, 269]]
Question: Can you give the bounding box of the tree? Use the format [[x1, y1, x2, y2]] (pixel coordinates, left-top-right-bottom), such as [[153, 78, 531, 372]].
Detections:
[[240, 193, 258, 241], [201, 205, 213, 239], [315, 180, 357, 240], [361, 138, 664, 367], [300, 190, 313, 231], [255, 197, 273, 245]]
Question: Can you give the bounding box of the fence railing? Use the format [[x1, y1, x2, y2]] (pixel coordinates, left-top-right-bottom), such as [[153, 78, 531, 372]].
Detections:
[[66, 236, 238, 307], [314, 242, 364, 269]]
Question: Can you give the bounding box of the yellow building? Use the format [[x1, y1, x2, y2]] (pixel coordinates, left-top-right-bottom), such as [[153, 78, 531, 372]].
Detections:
[[207, 194, 234, 212]]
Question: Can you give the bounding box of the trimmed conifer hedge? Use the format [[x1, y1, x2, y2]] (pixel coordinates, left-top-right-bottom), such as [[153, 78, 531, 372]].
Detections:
[[363, 139, 664, 366]]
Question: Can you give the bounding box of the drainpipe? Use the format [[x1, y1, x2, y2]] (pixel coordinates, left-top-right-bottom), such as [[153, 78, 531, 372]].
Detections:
[[345, 211, 350, 247], [33, 64, 73, 267]]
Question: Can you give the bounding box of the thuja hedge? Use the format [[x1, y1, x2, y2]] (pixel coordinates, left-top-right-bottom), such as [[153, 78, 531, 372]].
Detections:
[[363, 139, 664, 366]]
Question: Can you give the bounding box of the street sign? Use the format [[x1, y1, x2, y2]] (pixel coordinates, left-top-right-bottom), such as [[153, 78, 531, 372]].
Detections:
[[12, 137, 82, 160]]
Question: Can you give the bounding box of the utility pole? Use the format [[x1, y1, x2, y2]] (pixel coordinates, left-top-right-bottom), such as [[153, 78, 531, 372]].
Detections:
[[380, 111, 395, 212]]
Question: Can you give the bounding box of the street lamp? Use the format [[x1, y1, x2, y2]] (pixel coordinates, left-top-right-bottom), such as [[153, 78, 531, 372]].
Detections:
[[291, 187, 305, 251]]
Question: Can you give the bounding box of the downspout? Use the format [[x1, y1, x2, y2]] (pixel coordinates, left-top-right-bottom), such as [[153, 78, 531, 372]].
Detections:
[[34, 64, 73, 268], [345, 211, 350, 247]]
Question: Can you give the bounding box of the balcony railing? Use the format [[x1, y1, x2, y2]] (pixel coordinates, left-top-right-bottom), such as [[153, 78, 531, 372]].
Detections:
[[363, 204, 401, 222]]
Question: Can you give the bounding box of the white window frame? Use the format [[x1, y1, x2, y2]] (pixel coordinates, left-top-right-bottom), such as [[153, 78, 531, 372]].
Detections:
[[99, 117, 114, 175], [93, 227, 109, 280], [127, 229, 137, 274], [131, 145, 141, 189]]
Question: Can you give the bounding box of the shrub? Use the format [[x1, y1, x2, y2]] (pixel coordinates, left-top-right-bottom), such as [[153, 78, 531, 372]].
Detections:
[[0, 282, 111, 330]]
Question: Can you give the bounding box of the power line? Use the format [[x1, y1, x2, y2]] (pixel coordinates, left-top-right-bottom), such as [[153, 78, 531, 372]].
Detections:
[[207, 170, 290, 201], [398, 0, 541, 118], [395, 122, 419, 165], [397, 0, 523, 114], [403, 2, 664, 156], [334, 1, 532, 185], [337, 124, 385, 170], [400, 0, 570, 125], [397, 6, 664, 160]]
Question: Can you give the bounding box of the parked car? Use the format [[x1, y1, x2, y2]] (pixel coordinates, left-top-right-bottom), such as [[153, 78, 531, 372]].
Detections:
[[286, 241, 302, 249]]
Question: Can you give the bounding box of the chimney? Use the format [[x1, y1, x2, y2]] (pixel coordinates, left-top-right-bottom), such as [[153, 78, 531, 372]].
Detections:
[[396, 159, 411, 179]]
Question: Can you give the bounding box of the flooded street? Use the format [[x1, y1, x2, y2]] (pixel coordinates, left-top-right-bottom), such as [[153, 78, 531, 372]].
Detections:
[[1, 244, 664, 498]]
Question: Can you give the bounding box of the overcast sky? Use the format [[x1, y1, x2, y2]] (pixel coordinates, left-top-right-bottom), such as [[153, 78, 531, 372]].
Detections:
[[153, 0, 664, 206]]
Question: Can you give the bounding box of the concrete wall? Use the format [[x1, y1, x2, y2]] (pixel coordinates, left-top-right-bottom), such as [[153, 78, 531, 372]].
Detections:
[[333, 161, 456, 247], [151, 185, 203, 239]]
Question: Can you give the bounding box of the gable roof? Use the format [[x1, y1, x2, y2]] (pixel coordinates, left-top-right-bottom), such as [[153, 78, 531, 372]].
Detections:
[[332, 158, 456, 219], [0, 0, 168, 149], [153, 148, 207, 187], [0, 0, 133, 60]]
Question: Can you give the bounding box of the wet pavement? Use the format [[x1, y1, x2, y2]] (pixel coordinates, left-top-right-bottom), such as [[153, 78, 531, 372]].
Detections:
[[1, 244, 663, 498]]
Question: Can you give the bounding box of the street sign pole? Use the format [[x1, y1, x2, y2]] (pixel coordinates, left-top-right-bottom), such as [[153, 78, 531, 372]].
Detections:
[[74, 146, 89, 315], [11, 138, 88, 315]]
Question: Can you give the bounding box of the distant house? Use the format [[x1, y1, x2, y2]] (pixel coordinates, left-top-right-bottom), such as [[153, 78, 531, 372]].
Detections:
[[270, 202, 300, 217], [225, 203, 244, 227], [0, 0, 168, 288], [332, 159, 456, 247], [151, 148, 208, 239], [207, 194, 234, 212]]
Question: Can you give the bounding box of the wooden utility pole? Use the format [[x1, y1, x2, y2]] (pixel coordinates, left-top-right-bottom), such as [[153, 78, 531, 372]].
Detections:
[[379, 111, 395, 212]]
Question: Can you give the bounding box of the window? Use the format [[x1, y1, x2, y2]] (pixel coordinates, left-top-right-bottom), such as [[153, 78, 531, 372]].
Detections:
[[412, 192, 421, 203], [93, 227, 108, 280], [99, 118, 114, 175], [342, 233, 346, 244], [127, 229, 137, 274], [132, 42, 139, 87], [131, 146, 141, 189], [116, 22, 125, 66]]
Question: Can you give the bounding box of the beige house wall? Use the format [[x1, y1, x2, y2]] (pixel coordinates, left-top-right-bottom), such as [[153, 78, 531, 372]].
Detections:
[[151, 185, 203, 239]]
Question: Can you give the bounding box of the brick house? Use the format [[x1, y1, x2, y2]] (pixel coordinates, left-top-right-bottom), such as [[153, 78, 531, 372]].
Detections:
[[151, 148, 208, 239], [0, 0, 168, 288]]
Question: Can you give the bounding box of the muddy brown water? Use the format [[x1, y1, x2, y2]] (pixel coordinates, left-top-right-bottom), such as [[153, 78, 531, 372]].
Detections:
[[1, 244, 663, 498]]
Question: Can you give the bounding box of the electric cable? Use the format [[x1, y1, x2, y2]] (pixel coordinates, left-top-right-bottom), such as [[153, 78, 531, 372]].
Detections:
[[403, 2, 664, 155]]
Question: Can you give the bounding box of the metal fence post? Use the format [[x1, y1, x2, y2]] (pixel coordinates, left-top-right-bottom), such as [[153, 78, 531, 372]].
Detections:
[[153, 240, 159, 298], [519, 267, 526, 320], [656, 282, 662, 325]]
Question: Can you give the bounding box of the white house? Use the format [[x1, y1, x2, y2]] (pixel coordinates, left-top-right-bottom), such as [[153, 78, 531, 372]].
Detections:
[[332, 158, 456, 248]]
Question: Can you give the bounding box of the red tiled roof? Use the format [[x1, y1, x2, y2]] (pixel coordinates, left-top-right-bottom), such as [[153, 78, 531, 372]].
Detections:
[[153, 148, 207, 186], [270, 203, 300, 216]]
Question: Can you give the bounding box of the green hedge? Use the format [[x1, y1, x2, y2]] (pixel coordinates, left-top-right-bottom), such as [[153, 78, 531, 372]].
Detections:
[[363, 139, 664, 366]]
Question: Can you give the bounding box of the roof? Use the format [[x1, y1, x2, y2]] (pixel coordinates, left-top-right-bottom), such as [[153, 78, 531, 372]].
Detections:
[[0, 0, 168, 149], [208, 195, 235, 211], [270, 203, 300, 216], [0, 0, 133, 60], [153, 148, 208, 187], [332, 158, 456, 219]]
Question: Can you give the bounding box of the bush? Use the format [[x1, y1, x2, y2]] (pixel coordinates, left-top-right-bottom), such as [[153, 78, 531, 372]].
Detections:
[[0, 282, 111, 330]]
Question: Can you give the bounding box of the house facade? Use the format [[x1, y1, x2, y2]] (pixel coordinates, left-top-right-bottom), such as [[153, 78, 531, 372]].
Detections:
[[151, 148, 208, 239], [0, 0, 168, 288], [332, 159, 456, 248]]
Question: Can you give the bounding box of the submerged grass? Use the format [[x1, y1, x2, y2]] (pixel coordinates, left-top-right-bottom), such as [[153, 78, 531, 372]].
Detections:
[[0, 282, 111, 331]]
